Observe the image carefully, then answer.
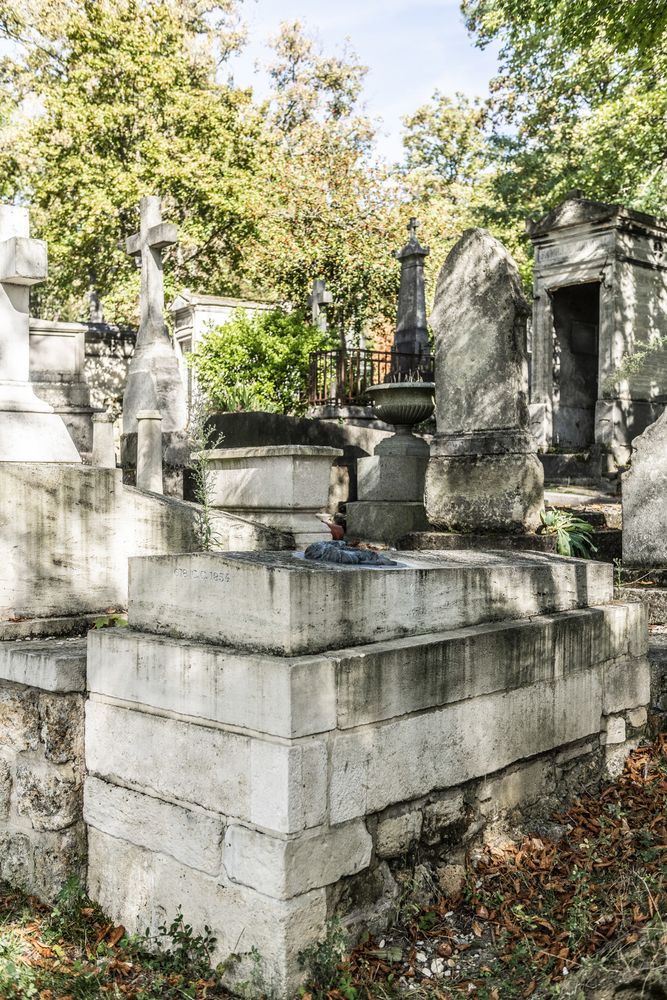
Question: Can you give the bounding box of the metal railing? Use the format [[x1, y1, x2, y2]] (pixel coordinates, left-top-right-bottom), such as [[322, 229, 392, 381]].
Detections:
[[308, 348, 434, 407]]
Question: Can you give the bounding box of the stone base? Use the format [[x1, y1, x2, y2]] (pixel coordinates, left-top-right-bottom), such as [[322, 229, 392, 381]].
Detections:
[[425, 452, 544, 533], [228, 509, 327, 548], [346, 501, 429, 544], [398, 531, 557, 553], [121, 429, 190, 498], [0, 405, 81, 462], [357, 454, 427, 502]]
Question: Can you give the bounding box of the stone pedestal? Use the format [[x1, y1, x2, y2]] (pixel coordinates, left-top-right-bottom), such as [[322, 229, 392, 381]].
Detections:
[[205, 445, 343, 548], [346, 445, 430, 543], [136, 409, 163, 494], [91, 413, 116, 469], [426, 230, 544, 533], [85, 548, 648, 995], [0, 206, 81, 462]]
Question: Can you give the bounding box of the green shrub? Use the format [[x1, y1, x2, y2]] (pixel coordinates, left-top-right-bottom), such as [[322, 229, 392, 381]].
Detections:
[[539, 508, 598, 558], [190, 308, 335, 416]]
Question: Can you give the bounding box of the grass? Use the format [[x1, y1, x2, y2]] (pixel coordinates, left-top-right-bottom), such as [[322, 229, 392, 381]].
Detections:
[[0, 876, 231, 999]]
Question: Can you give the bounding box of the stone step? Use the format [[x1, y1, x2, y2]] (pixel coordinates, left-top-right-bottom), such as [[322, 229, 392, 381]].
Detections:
[[127, 550, 613, 655], [0, 636, 87, 692]]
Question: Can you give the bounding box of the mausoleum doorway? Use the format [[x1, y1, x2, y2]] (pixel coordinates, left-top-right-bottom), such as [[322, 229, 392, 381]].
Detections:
[[550, 281, 600, 450]]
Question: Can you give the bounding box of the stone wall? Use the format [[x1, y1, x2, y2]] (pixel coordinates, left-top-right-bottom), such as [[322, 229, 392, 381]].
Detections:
[[0, 639, 87, 900]]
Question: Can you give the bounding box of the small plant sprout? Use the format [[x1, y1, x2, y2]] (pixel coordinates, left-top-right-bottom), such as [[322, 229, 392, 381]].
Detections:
[[539, 508, 598, 558]]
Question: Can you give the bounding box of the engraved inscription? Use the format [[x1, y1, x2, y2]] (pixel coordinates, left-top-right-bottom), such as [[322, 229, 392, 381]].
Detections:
[[173, 567, 231, 583]]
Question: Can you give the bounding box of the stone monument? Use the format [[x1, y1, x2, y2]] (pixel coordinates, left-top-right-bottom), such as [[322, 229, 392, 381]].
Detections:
[[121, 196, 188, 495], [527, 194, 667, 475], [425, 229, 544, 533], [393, 218, 430, 370], [346, 218, 434, 543], [0, 205, 80, 461], [622, 408, 667, 568]]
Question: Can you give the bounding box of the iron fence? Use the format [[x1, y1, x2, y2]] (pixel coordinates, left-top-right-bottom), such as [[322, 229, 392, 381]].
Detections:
[[308, 348, 434, 407]]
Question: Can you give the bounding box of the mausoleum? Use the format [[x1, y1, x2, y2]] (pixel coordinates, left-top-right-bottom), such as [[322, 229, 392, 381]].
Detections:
[[527, 193, 667, 473]]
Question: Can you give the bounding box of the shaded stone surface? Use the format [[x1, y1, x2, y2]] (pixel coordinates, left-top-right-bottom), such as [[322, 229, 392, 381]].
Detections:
[[425, 229, 544, 532], [622, 408, 667, 568]]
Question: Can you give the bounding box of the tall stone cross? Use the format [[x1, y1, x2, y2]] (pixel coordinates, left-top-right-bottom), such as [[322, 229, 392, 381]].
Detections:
[[393, 217, 430, 370], [122, 196, 186, 435], [0, 205, 80, 461], [308, 278, 333, 333]]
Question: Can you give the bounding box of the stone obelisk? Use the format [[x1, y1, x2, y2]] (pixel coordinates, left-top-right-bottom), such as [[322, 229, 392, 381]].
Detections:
[[393, 218, 430, 371], [0, 205, 80, 461]]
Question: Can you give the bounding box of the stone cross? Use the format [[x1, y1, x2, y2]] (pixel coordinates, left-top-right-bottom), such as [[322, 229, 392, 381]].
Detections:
[[121, 195, 187, 435], [125, 195, 177, 350], [394, 217, 430, 369], [0, 205, 80, 461], [308, 278, 333, 332]]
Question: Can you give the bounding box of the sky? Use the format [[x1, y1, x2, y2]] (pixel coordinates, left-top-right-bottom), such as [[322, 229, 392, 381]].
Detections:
[[229, 0, 500, 162]]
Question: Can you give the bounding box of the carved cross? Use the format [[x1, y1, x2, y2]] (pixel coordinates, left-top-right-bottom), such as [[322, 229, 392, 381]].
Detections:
[[125, 196, 177, 349], [0, 206, 48, 383], [407, 217, 419, 241], [308, 278, 333, 332]]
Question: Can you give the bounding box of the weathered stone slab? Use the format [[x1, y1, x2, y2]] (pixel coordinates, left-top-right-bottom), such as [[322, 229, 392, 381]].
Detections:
[[84, 777, 224, 876], [0, 638, 86, 692], [329, 668, 603, 823], [85, 700, 328, 834], [87, 628, 336, 738], [127, 550, 612, 655], [623, 409, 667, 568], [332, 603, 646, 729]]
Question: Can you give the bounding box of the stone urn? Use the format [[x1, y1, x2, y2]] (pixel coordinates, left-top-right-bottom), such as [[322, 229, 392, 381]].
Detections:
[[365, 382, 435, 456]]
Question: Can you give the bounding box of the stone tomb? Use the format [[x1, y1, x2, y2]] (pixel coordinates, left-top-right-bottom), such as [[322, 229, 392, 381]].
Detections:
[[85, 548, 648, 994], [528, 194, 667, 472]]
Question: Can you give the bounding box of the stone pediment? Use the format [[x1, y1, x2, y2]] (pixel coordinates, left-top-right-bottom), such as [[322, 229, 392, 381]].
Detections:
[[526, 193, 667, 239]]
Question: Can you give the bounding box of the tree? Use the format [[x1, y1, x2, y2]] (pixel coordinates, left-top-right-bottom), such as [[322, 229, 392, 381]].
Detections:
[[0, 0, 264, 321], [189, 308, 334, 414], [461, 0, 667, 232], [247, 21, 403, 342]]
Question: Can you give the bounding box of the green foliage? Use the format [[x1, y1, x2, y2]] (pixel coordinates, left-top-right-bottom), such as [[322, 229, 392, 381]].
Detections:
[[298, 919, 355, 1000], [539, 508, 598, 558], [92, 613, 128, 629], [147, 907, 217, 978], [603, 335, 667, 392], [188, 391, 223, 551], [190, 308, 334, 415]]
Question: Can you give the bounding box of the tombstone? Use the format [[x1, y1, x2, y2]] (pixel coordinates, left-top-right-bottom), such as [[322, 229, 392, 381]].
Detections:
[[527, 194, 667, 476], [393, 218, 430, 371], [622, 408, 667, 568], [308, 278, 333, 333], [0, 205, 81, 461], [122, 195, 187, 435], [425, 229, 544, 533]]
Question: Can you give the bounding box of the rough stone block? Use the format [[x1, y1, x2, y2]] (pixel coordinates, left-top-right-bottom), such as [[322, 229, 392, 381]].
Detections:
[[0, 687, 39, 752], [224, 820, 372, 899], [330, 670, 602, 823], [376, 810, 423, 858], [84, 777, 224, 876], [0, 831, 32, 889], [601, 715, 626, 745], [477, 758, 555, 816], [87, 827, 327, 996], [0, 757, 11, 818], [87, 628, 337, 739], [422, 792, 466, 844], [627, 706, 648, 729], [128, 550, 612, 656], [31, 823, 87, 901], [38, 692, 84, 764], [15, 762, 80, 831]]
